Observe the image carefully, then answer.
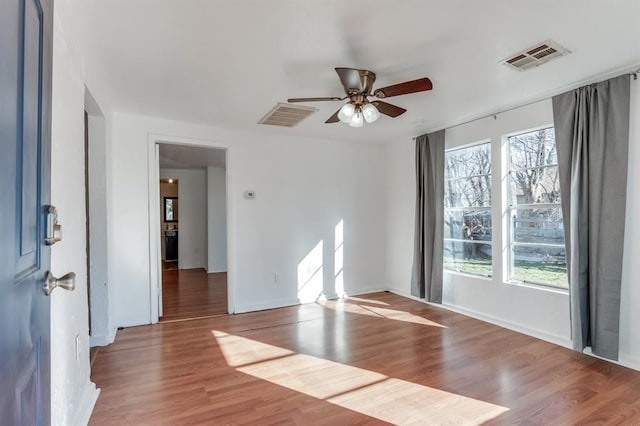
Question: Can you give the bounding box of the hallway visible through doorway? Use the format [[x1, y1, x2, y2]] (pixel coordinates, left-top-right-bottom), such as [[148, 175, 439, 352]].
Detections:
[[159, 268, 228, 322]]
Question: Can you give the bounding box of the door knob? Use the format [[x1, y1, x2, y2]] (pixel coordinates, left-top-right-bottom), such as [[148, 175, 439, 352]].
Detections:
[[44, 271, 76, 295]]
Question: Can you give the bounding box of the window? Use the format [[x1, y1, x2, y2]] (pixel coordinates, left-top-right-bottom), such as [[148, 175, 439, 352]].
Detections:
[[508, 128, 567, 288], [444, 142, 492, 276]]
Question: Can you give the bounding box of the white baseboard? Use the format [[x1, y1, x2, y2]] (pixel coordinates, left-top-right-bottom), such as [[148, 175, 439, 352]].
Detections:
[[386, 287, 426, 302], [72, 381, 100, 426], [234, 298, 301, 314], [207, 268, 227, 274], [440, 302, 572, 349], [618, 352, 640, 371], [386, 287, 572, 348], [233, 287, 387, 314], [89, 327, 117, 347], [583, 347, 640, 371], [388, 287, 640, 372]]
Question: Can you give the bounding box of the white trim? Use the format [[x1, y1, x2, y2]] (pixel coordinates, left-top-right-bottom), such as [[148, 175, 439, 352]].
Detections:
[[583, 347, 640, 372], [147, 139, 161, 322], [147, 133, 236, 321], [207, 269, 228, 274], [386, 288, 571, 348], [618, 352, 640, 372], [344, 287, 389, 298], [385, 287, 426, 303], [233, 287, 388, 314], [89, 326, 117, 347], [438, 302, 572, 348], [71, 382, 100, 426], [234, 298, 301, 314]]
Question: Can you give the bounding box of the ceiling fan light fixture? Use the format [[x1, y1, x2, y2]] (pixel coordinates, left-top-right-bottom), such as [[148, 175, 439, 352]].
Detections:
[[287, 68, 432, 126], [349, 108, 364, 128], [338, 102, 355, 123], [362, 103, 380, 123]]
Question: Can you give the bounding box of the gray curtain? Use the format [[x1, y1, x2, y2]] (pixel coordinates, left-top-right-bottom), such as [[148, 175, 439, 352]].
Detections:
[[410, 130, 445, 302], [552, 74, 631, 360]]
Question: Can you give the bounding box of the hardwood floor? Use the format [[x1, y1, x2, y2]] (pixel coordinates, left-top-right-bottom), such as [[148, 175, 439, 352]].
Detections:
[[159, 268, 227, 322], [90, 292, 640, 425]]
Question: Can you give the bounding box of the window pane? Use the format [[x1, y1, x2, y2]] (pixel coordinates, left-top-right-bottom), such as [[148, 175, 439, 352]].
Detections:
[[509, 128, 557, 171], [445, 143, 491, 180], [444, 210, 492, 241], [444, 241, 492, 276], [512, 208, 564, 245], [510, 165, 560, 205], [512, 245, 567, 287], [445, 176, 492, 207], [445, 142, 492, 277]]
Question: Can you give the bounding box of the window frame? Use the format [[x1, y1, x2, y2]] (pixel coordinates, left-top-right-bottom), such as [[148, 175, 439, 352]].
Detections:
[[443, 140, 493, 278], [506, 126, 568, 289]]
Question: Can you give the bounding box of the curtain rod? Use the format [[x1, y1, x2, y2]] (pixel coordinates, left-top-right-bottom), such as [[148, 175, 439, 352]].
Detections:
[[412, 67, 640, 140]]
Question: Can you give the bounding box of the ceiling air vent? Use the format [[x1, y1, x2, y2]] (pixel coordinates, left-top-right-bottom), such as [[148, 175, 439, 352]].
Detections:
[[501, 40, 570, 71], [258, 103, 317, 127]]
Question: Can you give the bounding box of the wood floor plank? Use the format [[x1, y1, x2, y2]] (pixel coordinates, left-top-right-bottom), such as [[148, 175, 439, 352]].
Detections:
[[90, 292, 640, 424], [160, 268, 227, 322]]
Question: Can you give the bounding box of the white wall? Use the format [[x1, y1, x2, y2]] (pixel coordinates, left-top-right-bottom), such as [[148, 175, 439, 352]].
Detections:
[[108, 113, 387, 326], [207, 166, 227, 272], [51, 17, 99, 425], [386, 84, 640, 370], [619, 78, 640, 368], [159, 168, 208, 269]]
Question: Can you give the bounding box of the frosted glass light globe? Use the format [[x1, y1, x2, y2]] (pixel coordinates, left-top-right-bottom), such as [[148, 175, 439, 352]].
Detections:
[[362, 103, 380, 123], [338, 103, 356, 123], [349, 110, 364, 128]]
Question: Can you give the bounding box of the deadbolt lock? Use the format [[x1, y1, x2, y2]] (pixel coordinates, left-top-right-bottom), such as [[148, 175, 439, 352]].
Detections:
[[44, 205, 62, 245]]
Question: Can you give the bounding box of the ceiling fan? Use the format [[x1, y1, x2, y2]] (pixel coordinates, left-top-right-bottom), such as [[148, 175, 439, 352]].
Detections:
[[287, 68, 433, 127]]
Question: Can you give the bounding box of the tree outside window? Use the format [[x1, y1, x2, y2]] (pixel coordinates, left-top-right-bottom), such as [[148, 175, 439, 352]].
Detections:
[[508, 127, 567, 288], [444, 142, 492, 276]]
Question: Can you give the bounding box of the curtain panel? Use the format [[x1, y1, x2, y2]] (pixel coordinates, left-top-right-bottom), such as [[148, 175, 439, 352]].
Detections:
[[552, 74, 631, 360], [411, 130, 445, 302]]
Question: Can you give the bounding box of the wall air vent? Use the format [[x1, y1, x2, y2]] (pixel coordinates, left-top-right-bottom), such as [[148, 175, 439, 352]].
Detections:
[[258, 103, 317, 127], [501, 40, 570, 71]]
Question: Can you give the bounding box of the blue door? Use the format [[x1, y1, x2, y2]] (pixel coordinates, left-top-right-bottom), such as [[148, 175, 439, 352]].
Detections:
[[0, 0, 53, 423]]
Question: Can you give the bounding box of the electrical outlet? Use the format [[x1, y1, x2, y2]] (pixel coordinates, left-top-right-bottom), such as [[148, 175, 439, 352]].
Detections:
[[274, 273, 280, 284]]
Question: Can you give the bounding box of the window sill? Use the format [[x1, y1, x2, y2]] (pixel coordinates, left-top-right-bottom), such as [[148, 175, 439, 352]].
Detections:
[[444, 269, 493, 282], [504, 279, 569, 295]]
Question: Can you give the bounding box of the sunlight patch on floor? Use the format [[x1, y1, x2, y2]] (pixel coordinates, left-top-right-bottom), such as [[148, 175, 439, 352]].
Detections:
[[320, 299, 447, 328], [344, 296, 389, 306], [211, 330, 293, 367], [212, 330, 508, 424]]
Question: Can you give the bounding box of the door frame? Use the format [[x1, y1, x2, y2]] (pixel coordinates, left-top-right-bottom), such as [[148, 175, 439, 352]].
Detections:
[[147, 133, 235, 322]]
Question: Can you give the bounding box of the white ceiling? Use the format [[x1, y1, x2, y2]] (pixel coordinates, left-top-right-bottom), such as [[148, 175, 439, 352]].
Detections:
[[159, 144, 226, 169], [61, 0, 640, 144]]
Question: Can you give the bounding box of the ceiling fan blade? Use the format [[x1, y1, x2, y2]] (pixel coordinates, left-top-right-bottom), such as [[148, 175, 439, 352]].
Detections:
[[325, 109, 341, 123], [288, 97, 344, 103], [372, 101, 407, 118], [335, 68, 364, 92], [373, 77, 433, 98]]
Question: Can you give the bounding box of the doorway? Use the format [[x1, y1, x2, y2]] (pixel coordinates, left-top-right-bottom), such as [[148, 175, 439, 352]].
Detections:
[[155, 143, 229, 322], [160, 178, 179, 271], [84, 89, 111, 347]]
